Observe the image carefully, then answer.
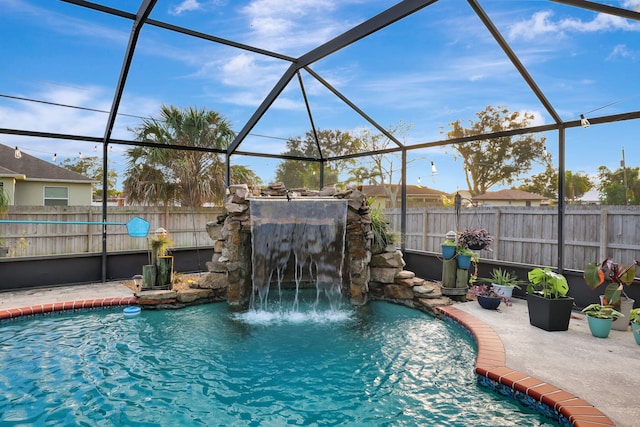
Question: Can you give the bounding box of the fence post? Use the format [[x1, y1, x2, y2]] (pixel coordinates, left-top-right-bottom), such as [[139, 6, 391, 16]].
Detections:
[[599, 209, 608, 261], [87, 208, 92, 253], [493, 209, 501, 260], [422, 208, 429, 251]]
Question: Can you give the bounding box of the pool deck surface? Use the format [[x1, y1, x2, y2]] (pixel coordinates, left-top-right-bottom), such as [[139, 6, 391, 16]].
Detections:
[[1, 283, 638, 427]]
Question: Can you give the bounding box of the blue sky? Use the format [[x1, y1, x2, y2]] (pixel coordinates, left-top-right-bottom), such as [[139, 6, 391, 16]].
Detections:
[[1, 0, 639, 194]]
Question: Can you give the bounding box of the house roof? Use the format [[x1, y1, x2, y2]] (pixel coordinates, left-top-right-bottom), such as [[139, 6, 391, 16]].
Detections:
[[473, 189, 546, 201], [360, 184, 448, 198], [0, 144, 93, 182]]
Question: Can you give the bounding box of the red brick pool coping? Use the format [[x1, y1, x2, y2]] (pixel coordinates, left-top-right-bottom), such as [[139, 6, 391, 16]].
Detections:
[[437, 305, 615, 427], [0, 297, 137, 320]]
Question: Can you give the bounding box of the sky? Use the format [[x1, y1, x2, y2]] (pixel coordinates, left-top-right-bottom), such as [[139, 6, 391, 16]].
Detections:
[[1, 0, 640, 195]]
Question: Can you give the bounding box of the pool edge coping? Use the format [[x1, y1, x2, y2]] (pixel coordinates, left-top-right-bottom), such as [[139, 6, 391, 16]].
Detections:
[[0, 297, 138, 319], [436, 305, 616, 427]]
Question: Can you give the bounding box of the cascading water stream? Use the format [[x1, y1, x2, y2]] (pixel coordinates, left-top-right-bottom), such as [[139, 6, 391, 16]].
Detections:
[[249, 198, 348, 320]]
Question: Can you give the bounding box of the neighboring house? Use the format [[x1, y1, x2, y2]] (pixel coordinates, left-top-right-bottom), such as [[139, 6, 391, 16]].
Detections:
[[0, 144, 94, 206], [472, 189, 547, 207], [577, 189, 601, 205], [360, 184, 449, 209]]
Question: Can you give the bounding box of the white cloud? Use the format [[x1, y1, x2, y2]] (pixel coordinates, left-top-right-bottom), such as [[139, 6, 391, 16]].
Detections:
[[170, 0, 202, 16], [623, 0, 640, 10], [239, 0, 353, 53], [607, 44, 638, 60], [1, 0, 128, 44], [0, 84, 159, 159], [508, 9, 640, 41]]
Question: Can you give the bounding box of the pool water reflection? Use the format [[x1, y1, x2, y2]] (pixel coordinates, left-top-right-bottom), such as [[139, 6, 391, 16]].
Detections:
[[0, 301, 557, 426]]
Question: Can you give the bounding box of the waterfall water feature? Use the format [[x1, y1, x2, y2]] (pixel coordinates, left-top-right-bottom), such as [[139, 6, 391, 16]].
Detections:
[[249, 199, 348, 316]]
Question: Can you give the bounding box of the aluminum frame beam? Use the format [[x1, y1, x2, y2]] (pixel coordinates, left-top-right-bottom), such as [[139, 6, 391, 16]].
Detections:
[[227, 0, 439, 156], [551, 0, 640, 21], [467, 0, 562, 125]]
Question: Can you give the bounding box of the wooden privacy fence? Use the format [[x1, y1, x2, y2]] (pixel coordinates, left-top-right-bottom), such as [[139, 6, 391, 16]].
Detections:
[[0, 206, 223, 257], [383, 205, 640, 271]]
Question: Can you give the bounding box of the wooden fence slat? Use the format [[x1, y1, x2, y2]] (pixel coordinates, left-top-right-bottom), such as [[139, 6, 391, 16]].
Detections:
[[383, 206, 640, 271], [2, 206, 222, 257]]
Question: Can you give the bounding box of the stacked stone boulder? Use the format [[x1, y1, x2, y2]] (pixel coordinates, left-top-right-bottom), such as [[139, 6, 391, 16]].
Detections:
[[367, 245, 453, 315], [189, 182, 453, 315]]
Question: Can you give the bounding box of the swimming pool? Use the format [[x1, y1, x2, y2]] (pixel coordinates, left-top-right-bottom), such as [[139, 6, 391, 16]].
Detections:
[[0, 300, 557, 426]]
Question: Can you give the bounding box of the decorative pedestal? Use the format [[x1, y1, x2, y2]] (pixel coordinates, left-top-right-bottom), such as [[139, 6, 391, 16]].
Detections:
[[441, 258, 468, 302]]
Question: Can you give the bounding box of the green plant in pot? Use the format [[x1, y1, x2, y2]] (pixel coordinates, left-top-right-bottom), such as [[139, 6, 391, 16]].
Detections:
[[581, 303, 623, 339], [584, 258, 639, 331], [369, 198, 398, 254], [457, 228, 493, 251], [478, 267, 522, 300], [441, 230, 457, 260], [455, 246, 475, 270], [143, 228, 175, 290], [526, 267, 574, 331], [630, 308, 640, 345], [470, 283, 504, 309]]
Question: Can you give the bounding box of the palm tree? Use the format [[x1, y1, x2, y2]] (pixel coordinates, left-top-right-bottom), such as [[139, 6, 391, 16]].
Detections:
[[124, 105, 235, 207]]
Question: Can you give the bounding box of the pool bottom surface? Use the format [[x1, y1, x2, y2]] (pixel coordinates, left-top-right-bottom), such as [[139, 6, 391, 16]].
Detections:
[[0, 301, 557, 426]]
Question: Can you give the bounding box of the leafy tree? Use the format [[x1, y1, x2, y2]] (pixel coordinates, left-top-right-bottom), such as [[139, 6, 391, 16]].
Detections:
[[446, 105, 549, 196], [519, 165, 592, 202], [597, 165, 640, 205], [565, 170, 592, 202], [60, 156, 118, 201], [519, 163, 557, 199], [230, 165, 263, 188], [348, 123, 413, 209], [0, 186, 8, 214], [274, 129, 361, 189], [123, 105, 236, 207]]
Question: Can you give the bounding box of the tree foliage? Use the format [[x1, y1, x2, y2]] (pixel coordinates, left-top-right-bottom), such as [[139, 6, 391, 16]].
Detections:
[[123, 105, 237, 207], [59, 155, 118, 201], [274, 129, 361, 189], [597, 165, 640, 205], [519, 165, 592, 202], [348, 122, 413, 209], [446, 106, 549, 196]]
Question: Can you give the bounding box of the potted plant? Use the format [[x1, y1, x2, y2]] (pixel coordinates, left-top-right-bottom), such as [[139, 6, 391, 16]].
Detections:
[[456, 246, 475, 269], [630, 308, 640, 345], [441, 231, 457, 260], [457, 228, 493, 251], [584, 258, 639, 331], [369, 199, 398, 254], [470, 283, 503, 310], [526, 267, 574, 331], [581, 303, 623, 338], [477, 267, 522, 299], [143, 228, 174, 290]]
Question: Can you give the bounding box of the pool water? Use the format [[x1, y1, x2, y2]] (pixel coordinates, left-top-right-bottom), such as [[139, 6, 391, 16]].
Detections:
[[0, 301, 557, 426]]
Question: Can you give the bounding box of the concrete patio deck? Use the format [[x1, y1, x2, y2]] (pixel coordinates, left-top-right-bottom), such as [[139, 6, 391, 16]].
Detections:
[[0, 283, 637, 426]]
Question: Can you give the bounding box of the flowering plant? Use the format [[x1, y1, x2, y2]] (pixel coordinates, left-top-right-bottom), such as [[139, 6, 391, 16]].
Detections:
[[470, 283, 512, 306], [457, 228, 493, 251]]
